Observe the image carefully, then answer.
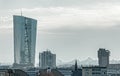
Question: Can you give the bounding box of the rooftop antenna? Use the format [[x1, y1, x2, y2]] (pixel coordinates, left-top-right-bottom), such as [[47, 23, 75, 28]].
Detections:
[[21, 9, 22, 16]]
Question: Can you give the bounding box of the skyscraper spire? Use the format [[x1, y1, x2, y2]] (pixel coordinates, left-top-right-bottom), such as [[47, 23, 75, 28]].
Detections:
[[75, 60, 78, 71], [21, 9, 22, 16]]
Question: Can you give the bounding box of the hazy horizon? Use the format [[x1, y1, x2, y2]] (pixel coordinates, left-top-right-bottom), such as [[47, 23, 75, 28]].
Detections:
[[1, 0, 120, 65]]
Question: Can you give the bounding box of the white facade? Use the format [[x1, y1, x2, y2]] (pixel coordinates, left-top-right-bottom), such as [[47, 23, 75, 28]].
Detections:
[[13, 15, 37, 67], [39, 50, 56, 69]]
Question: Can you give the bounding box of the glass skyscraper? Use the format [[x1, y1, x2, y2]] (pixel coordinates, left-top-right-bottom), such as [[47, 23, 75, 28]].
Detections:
[[13, 15, 37, 68]]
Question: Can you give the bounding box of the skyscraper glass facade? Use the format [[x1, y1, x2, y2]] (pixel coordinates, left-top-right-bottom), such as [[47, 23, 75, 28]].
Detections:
[[13, 15, 37, 67]]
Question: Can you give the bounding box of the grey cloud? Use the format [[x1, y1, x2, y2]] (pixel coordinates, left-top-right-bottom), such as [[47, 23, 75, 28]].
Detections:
[[1, 4, 120, 31], [1, 0, 120, 9]]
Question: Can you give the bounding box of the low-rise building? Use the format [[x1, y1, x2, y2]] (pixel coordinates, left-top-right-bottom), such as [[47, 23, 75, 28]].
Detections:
[[39, 69, 64, 76], [82, 66, 107, 76], [0, 69, 28, 76], [58, 68, 72, 76], [107, 64, 120, 76]]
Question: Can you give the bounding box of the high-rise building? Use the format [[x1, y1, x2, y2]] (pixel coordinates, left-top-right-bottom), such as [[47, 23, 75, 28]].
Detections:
[[13, 15, 37, 68], [39, 50, 56, 69], [98, 48, 110, 67]]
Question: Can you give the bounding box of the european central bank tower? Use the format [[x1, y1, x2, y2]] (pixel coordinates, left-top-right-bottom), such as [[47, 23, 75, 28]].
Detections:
[[13, 15, 37, 68]]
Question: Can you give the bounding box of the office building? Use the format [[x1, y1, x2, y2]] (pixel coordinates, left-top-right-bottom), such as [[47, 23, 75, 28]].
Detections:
[[97, 48, 120, 76], [13, 15, 37, 68], [107, 64, 120, 76], [82, 66, 107, 76], [39, 50, 56, 69], [98, 48, 110, 67]]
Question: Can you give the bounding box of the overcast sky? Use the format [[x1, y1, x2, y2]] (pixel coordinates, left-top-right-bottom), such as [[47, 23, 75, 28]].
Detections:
[[1, 0, 120, 65]]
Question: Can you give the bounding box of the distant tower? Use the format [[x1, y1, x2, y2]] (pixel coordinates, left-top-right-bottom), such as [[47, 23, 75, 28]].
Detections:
[[13, 15, 37, 68], [39, 50, 56, 69], [75, 60, 78, 71], [71, 60, 82, 76], [98, 48, 110, 67]]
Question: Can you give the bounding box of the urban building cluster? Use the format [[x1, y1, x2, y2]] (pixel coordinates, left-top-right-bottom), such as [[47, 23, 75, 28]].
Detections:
[[13, 15, 56, 70], [1, 15, 120, 76], [70, 48, 120, 76]]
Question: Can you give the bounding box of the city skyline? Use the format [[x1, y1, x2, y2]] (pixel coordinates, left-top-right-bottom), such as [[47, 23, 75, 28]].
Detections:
[[1, 0, 120, 65]]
